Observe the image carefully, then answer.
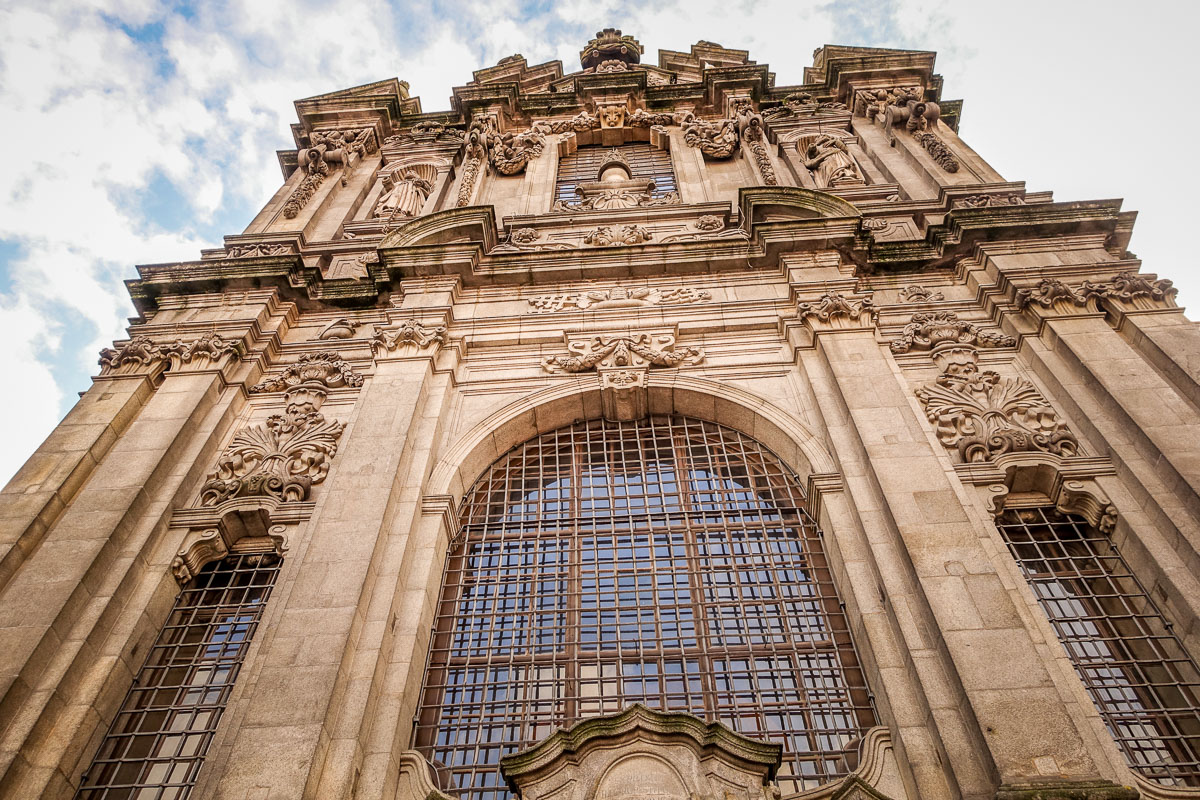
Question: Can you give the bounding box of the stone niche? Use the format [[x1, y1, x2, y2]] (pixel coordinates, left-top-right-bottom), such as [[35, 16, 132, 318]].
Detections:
[[499, 704, 782, 800]]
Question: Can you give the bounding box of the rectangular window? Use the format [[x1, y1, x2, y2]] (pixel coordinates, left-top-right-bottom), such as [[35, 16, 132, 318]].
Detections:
[[553, 144, 676, 205], [75, 552, 281, 800], [997, 507, 1200, 786]]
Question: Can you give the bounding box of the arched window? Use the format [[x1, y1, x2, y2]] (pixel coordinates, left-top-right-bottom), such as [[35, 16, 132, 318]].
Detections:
[[415, 416, 876, 800], [75, 552, 281, 800], [997, 507, 1200, 786], [554, 143, 677, 205]]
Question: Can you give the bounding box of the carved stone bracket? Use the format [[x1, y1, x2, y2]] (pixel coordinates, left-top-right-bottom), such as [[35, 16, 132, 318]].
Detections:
[[542, 331, 703, 374], [455, 117, 490, 207], [529, 285, 711, 312], [99, 332, 242, 376], [890, 311, 1015, 355], [856, 86, 958, 172], [371, 319, 448, 355], [599, 367, 649, 421], [796, 290, 878, 331], [284, 128, 377, 218], [171, 503, 288, 585], [736, 104, 777, 186]]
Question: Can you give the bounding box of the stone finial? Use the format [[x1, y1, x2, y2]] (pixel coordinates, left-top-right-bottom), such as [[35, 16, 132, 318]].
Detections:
[[580, 28, 643, 70]]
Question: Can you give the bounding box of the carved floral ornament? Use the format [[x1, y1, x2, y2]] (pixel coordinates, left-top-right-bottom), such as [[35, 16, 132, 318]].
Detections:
[[99, 332, 242, 375], [529, 285, 711, 312], [542, 332, 703, 374], [198, 353, 361, 508], [1015, 273, 1178, 313], [583, 224, 653, 246], [885, 312, 1081, 464]]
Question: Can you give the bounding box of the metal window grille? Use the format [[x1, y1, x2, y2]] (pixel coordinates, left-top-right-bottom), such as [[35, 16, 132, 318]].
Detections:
[[75, 552, 281, 800], [415, 416, 876, 800], [553, 143, 677, 204], [997, 507, 1200, 786]]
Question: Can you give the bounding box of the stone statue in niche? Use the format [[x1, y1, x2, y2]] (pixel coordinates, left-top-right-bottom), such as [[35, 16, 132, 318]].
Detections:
[[373, 166, 435, 219], [798, 134, 864, 188]]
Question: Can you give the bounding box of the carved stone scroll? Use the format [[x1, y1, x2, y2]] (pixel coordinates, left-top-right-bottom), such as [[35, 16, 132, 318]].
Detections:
[[796, 291, 878, 329], [529, 285, 710, 312], [199, 392, 344, 507], [283, 128, 377, 218], [542, 332, 702, 374], [249, 352, 364, 394], [916, 360, 1079, 463], [583, 224, 653, 246], [99, 332, 241, 375]]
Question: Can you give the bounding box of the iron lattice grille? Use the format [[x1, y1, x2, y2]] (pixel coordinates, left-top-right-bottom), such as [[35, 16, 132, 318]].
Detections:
[[553, 143, 677, 204], [75, 553, 281, 800], [415, 416, 876, 800], [997, 507, 1200, 786]]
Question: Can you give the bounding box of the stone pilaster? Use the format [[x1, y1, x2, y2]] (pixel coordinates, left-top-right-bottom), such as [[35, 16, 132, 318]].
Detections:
[[209, 311, 450, 800], [797, 291, 1104, 798]]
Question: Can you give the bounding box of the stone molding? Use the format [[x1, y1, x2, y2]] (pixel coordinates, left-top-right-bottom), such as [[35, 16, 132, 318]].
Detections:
[[98, 332, 243, 377], [393, 751, 454, 800], [170, 503, 288, 585]]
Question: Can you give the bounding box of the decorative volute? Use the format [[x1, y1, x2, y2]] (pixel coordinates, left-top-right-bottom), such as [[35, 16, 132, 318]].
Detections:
[[499, 705, 781, 800]]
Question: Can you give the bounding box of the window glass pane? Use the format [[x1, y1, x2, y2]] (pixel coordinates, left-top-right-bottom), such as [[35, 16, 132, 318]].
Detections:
[[75, 553, 280, 800], [417, 416, 875, 799], [554, 144, 676, 204], [997, 507, 1200, 787]]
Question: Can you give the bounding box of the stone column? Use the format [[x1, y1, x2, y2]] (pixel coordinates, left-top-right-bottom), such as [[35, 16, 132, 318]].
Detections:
[[209, 303, 451, 800], [0, 332, 245, 792], [796, 288, 1106, 799]]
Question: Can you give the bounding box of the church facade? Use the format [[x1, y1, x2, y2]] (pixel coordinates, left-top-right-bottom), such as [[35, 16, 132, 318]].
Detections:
[[1, 30, 1198, 800]]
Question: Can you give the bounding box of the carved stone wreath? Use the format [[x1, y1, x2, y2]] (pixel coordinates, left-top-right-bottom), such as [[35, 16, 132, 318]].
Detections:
[[542, 332, 703, 373]]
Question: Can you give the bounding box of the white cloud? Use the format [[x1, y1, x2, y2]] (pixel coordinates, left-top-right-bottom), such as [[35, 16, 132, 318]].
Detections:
[[0, 0, 1192, 487]]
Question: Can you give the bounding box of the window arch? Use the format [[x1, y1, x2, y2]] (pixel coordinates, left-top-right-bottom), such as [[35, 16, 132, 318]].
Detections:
[[415, 415, 876, 800], [997, 507, 1200, 786]]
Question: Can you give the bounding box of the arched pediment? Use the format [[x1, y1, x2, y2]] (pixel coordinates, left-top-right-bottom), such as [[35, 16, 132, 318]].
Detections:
[[378, 205, 500, 249], [739, 185, 862, 224]]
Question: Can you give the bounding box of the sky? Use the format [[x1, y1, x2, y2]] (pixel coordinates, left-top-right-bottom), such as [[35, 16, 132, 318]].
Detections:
[[0, 0, 1195, 485]]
